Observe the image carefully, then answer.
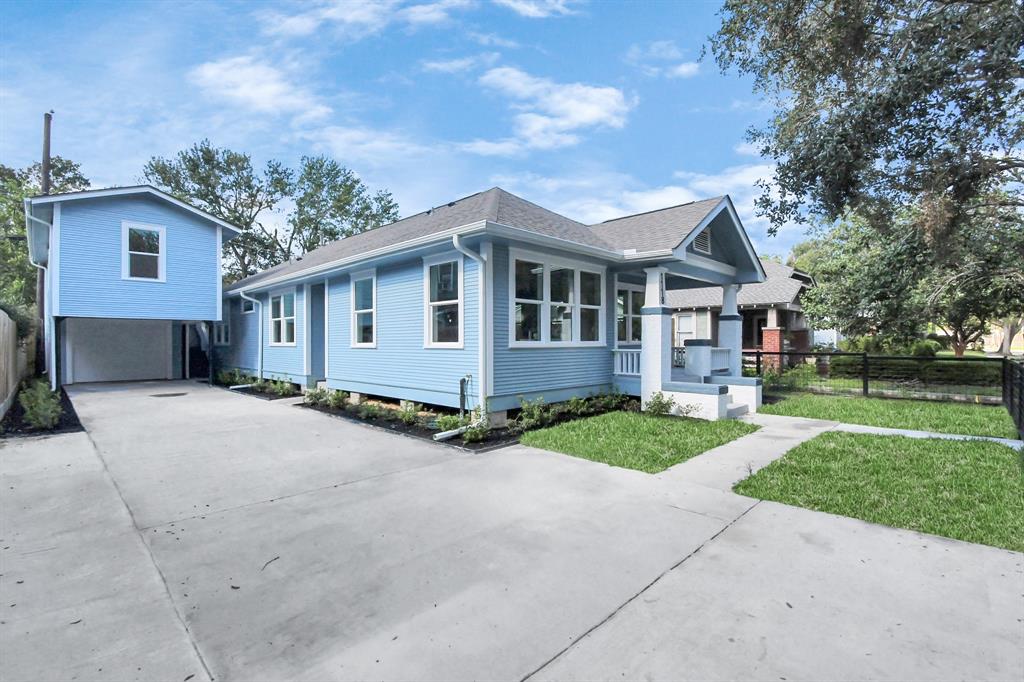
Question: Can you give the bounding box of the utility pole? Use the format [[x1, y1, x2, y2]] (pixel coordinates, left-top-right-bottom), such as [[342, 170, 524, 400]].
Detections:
[[35, 112, 52, 375]]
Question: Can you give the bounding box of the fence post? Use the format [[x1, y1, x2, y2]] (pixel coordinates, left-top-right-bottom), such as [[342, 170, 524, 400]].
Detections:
[[861, 353, 869, 397], [756, 350, 762, 376]]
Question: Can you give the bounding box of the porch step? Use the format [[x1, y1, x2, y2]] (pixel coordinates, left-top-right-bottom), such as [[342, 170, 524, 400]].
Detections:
[[725, 402, 749, 418]]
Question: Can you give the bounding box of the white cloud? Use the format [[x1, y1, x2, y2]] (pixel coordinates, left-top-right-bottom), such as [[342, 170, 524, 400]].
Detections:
[[733, 140, 761, 156], [421, 52, 500, 73], [259, 0, 472, 39], [492, 0, 579, 18], [468, 31, 520, 48], [467, 66, 634, 154], [625, 40, 700, 79], [188, 55, 331, 120]]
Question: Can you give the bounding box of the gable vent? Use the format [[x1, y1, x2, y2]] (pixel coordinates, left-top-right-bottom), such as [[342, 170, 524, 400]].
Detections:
[[692, 230, 711, 254]]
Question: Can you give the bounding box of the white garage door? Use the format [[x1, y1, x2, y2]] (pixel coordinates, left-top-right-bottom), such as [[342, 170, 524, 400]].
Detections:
[[67, 318, 172, 383]]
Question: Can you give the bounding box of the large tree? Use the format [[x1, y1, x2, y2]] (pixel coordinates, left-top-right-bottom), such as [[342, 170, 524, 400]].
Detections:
[[800, 207, 1024, 356], [143, 142, 399, 282], [712, 0, 1024, 240], [0, 157, 90, 308]]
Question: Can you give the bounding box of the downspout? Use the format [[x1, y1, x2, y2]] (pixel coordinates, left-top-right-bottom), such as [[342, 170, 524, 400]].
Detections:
[[24, 211, 52, 387], [452, 234, 488, 415], [239, 290, 264, 379]]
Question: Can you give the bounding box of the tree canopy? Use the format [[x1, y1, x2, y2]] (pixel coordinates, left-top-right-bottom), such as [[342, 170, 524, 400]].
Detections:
[[712, 0, 1024, 239], [143, 141, 399, 281], [0, 157, 90, 308]]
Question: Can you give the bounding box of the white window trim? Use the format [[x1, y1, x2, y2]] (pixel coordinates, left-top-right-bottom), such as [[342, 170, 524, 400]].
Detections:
[[121, 221, 166, 282], [214, 321, 231, 346], [615, 281, 645, 347], [350, 269, 376, 348], [269, 288, 297, 347], [423, 252, 464, 349], [508, 247, 606, 349], [241, 299, 255, 314]]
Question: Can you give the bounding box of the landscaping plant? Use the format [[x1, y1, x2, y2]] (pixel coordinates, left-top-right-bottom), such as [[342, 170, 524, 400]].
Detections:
[[327, 390, 349, 410], [397, 402, 423, 426], [435, 413, 468, 432], [17, 380, 62, 430], [461, 423, 489, 443], [304, 387, 328, 406], [644, 391, 676, 416]]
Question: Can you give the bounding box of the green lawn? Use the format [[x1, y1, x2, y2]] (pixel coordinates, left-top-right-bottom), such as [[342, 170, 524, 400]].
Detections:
[[760, 393, 1018, 439], [734, 432, 1024, 552], [519, 411, 759, 473]]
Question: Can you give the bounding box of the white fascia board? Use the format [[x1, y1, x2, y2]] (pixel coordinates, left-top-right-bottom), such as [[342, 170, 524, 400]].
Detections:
[[673, 196, 766, 282], [28, 186, 244, 235]]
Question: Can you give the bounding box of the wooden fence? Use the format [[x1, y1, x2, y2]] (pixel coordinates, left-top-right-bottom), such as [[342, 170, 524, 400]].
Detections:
[[0, 310, 30, 421]]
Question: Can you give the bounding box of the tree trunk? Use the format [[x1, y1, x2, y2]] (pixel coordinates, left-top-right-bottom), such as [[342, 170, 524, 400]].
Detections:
[[951, 341, 967, 358], [999, 316, 1022, 356]]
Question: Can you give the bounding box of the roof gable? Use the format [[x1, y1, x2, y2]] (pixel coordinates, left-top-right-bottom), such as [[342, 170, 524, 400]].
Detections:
[[587, 197, 724, 253]]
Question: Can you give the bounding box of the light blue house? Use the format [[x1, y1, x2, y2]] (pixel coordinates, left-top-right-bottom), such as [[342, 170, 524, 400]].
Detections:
[[23, 186, 241, 389], [218, 188, 766, 421]]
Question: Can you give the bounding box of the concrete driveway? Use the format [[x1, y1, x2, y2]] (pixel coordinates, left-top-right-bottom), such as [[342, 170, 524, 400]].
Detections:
[[2, 381, 1021, 681]]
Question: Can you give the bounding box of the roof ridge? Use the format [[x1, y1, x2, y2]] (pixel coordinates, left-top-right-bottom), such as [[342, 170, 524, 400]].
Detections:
[[491, 186, 588, 227], [593, 195, 723, 226]]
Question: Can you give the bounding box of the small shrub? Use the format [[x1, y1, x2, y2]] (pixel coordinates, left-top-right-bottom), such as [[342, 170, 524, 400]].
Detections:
[[358, 403, 381, 420], [18, 380, 62, 430], [910, 339, 941, 357], [270, 380, 298, 397], [397, 402, 423, 425], [513, 396, 552, 433], [461, 424, 489, 443], [565, 396, 590, 417], [644, 391, 676, 416], [435, 413, 467, 432], [327, 390, 349, 410], [304, 387, 328, 406], [251, 378, 269, 393]]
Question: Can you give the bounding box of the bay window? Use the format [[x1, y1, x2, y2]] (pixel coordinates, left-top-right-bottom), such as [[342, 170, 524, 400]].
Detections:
[[509, 250, 605, 347]]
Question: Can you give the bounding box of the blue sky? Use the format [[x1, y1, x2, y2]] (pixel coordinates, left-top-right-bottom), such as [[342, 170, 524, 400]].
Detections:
[[1, 0, 801, 256]]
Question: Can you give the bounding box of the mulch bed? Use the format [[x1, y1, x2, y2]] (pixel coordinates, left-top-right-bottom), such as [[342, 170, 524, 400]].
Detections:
[[1, 388, 84, 439], [298, 403, 520, 452], [214, 384, 298, 401]]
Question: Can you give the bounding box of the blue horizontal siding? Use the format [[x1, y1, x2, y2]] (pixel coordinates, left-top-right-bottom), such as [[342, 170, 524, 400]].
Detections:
[[214, 297, 259, 374], [491, 243, 614, 405], [57, 195, 220, 320], [326, 254, 478, 408], [215, 288, 306, 384]]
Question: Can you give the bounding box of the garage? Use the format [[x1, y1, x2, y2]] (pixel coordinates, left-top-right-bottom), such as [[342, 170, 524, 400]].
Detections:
[[62, 318, 174, 384]]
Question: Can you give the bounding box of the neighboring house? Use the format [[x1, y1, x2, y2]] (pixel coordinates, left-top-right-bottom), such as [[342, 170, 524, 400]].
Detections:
[[27, 185, 768, 420], [23, 186, 240, 389], [665, 259, 816, 354], [217, 188, 766, 420]]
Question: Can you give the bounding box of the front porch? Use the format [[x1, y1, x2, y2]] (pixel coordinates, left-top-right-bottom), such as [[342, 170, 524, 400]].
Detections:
[[613, 266, 762, 420]]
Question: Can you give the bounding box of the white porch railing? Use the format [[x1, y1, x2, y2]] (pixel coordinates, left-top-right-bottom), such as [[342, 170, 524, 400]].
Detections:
[[613, 349, 641, 376], [711, 347, 731, 372]]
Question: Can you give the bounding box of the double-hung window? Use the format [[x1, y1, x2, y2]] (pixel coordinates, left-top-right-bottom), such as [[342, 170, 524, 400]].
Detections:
[[510, 250, 605, 347], [270, 291, 296, 345], [351, 270, 375, 347], [616, 285, 644, 344], [122, 221, 165, 281], [214, 322, 230, 346], [424, 255, 462, 347]]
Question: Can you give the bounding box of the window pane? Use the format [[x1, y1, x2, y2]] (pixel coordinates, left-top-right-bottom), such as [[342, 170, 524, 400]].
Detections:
[[128, 228, 160, 254], [272, 320, 282, 343], [283, 293, 295, 318], [285, 319, 295, 344], [580, 308, 599, 342], [515, 302, 540, 341], [271, 296, 281, 319], [631, 317, 642, 342], [617, 316, 627, 341], [242, 300, 254, 313], [580, 272, 601, 306], [630, 291, 645, 314], [356, 312, 373, 344], [616, 291, 626, 316], [430, 262, 458, 302], [515, 260, 543, 300], [432, 304, 459, 343], [550, 304, 573, 342], [129, 253, 159, 279], [354, 278, 373, 311], [550, 267, 574, 304]]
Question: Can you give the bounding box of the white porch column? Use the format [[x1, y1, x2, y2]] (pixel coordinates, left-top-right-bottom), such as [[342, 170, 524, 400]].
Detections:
[[717, 283, 743, 376], [640, 267, 672, 404]]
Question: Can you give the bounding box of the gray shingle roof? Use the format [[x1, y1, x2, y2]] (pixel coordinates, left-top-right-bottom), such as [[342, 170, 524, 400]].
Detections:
[[665, 260, 807, 309], [227, 188, 727, 292], [586, 197, 723, 252]]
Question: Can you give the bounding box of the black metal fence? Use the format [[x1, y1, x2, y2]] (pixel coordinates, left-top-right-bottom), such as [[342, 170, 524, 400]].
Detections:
[[743, 350, 1008, 406], [1003, 359, 1024, 439]]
